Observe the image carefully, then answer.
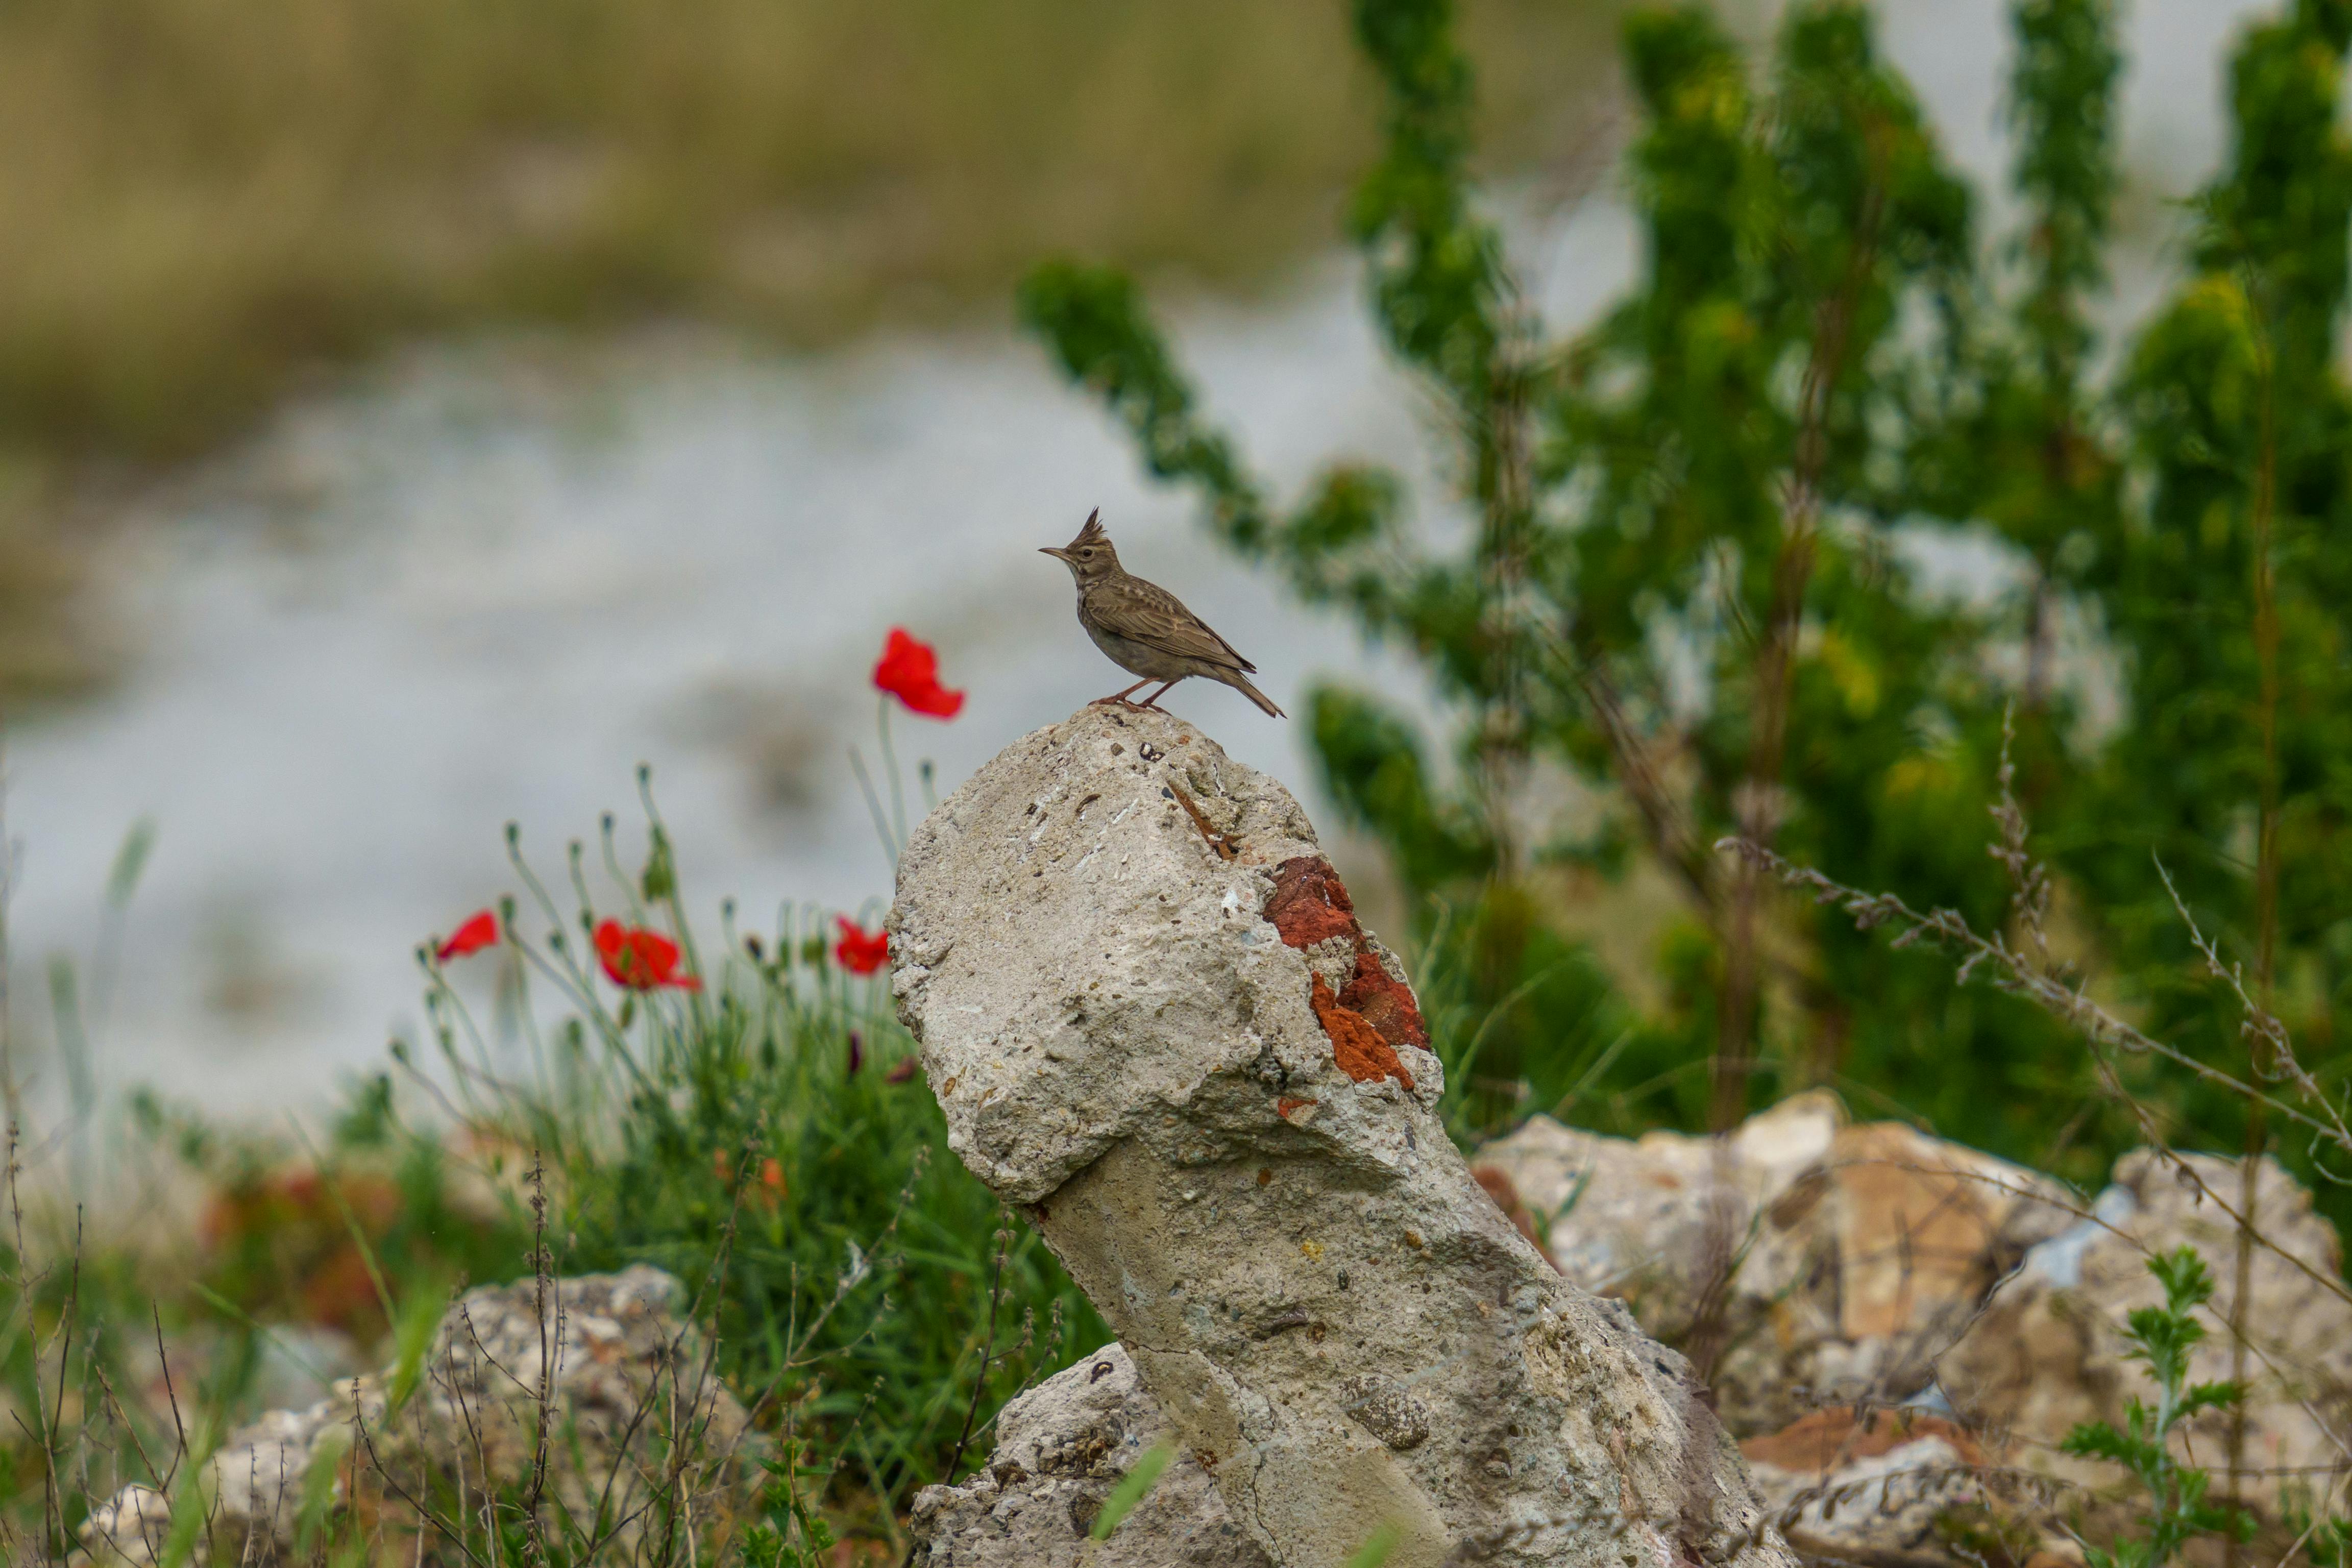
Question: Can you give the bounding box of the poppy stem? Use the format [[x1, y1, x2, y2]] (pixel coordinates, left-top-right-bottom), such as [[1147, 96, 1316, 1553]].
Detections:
[[878, 696, 909, 861], [848, 746, 899, 869], [639, 769, 710, 1027]]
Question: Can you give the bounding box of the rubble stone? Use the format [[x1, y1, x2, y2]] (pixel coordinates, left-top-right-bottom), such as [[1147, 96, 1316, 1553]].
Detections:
[[910, 1342, 1272, 1567], [1741, 1411, 1997, 1568], [1477, 1098, 2074, 1434], [77, 1266, 756, 1566]]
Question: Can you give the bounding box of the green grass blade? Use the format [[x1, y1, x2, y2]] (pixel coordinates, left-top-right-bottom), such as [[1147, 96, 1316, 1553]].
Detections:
[[1089, 1440, 1174, 1540]]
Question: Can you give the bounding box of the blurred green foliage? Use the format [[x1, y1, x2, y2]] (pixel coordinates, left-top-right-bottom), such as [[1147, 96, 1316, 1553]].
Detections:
[[1024, 0, 2352, 1232], [8, 0, 2352, 1553]]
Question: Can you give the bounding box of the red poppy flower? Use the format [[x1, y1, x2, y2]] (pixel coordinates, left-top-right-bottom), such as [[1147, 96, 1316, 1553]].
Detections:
[[834, 916, 890, 976], [436, 910, 500, 962], [710, 1151, 788, 1204], [594, 918, 702, 991], [872, 628, 965, 719]]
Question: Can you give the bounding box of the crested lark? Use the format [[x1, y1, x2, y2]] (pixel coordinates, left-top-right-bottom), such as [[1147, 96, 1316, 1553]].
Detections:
[[1040, 509, 1284, 718]]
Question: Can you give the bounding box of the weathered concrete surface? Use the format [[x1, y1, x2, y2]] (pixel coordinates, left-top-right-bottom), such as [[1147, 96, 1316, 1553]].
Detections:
[[1477, 1098, 2074, 1436], [910, 1341, 1273, 1567], [1939, 1149, 2352, 1526], [891, 705, 1796, 1568], [77, 1266, 756, 1567]]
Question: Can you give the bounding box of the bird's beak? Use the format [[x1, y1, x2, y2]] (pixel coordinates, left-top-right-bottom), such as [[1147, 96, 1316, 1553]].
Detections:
[[1040, 547, 1071, 562]]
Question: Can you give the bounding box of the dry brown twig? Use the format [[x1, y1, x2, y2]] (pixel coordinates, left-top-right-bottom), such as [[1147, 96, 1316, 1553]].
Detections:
[[1707, 845, 2351, 1180]]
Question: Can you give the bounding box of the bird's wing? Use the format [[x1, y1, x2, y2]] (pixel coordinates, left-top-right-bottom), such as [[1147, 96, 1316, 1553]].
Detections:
[[1101, 578, 1257, 672]]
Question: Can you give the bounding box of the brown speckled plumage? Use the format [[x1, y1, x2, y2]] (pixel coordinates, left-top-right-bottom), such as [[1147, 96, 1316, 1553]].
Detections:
[[1040, 509, 1284, 718]]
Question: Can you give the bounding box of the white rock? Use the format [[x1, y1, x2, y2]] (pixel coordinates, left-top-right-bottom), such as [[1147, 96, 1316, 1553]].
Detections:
[[77, 1266, 757, 1566], [1750, 1435, 1984, 1568], [76, 1484, 173, 1567], [1478, 1097, 2074, 1435], [893, 705, 1797, 1568], [911, 1342, 1272, 1566]]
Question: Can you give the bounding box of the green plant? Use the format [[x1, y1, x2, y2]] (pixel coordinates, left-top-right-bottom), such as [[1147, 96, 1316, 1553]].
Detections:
[[1021, 0, 2068, 1153], [0, 805, 536, 1557], [409, 779, 1106, 1551], [1022, 0, 2352, 1238], [1089, 1439, 1175, 1541], [737, 1439, 841, 1567], [2279, 1497, 2352, 1568], [2061, 1247, 2253, 1568]]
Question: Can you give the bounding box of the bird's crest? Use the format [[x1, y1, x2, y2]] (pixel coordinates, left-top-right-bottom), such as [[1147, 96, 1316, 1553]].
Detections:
[[1041, 507, 1117, 574]]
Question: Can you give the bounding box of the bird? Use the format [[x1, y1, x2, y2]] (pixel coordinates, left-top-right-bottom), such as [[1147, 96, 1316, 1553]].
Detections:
[[1040, 509, 1284, 718]]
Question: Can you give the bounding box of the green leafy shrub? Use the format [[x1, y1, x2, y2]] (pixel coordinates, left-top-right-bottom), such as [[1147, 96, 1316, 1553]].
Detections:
[[1023, 0, 2352, 1241]]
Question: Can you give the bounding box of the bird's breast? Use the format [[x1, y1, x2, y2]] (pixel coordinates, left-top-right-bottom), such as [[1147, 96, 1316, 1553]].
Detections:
[[1080, 606, 1191, 680]]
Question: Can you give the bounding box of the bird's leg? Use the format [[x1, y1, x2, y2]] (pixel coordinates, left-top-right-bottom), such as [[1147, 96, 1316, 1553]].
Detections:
[[1091, 678, 1154, 708], [1135, 680, 1182, 710]]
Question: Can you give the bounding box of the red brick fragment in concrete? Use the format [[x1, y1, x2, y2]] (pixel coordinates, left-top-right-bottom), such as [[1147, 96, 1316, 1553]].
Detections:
[[1265, 857, 1433, 1089], [1308, 974, 1413, 1090], [1262, 856, 1359, 948], [1337, 948, 1429, 1051]]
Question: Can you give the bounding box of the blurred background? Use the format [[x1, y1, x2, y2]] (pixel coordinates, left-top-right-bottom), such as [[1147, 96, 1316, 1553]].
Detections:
[[0, 0, 2284, 1121], [12, 3, 2352, 1557]]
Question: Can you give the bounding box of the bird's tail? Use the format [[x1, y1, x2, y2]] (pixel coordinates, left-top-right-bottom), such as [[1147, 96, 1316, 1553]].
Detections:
[[1228, 671, 1285, 719]]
